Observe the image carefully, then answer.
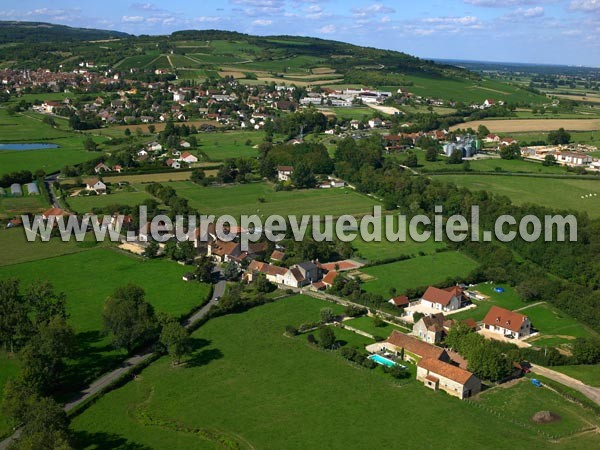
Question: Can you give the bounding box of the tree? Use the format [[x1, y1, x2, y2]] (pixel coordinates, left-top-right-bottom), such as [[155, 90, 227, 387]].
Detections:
[[191, 168, 206, 184], [547, 128, 571, 145], [0, 278, 31, 352], [372, 315, 384, 327], [500, 143, 521, 160], [160, 317, 191, 366], [572, 337, 600, 364], [447, 149, 463, 164], [102, 284, 157, 352], [477, 124, 490, 139], [124, 128, 131, 137], [543, 154, 556, 166], [403, 152, 418, 168], [412, 312, 424, 324], [143, 241, 159, 258], [223, 260, 240, 281], [291, 161, 316, 189], [3, 382, 72, 450], [25, 280, 67, 326], [148, 124, 156, 134], [195, 256, 214, 283], [83, 137, 98, 152], [425, 146, 438, 162], [320, 307, 335, 324], [318, 327, 336, 349], [255, 273, 276, 293], [20, 316, 74, 393]]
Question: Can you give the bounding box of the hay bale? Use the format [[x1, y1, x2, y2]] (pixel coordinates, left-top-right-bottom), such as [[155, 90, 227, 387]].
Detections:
[[531, 411, 561, 424]]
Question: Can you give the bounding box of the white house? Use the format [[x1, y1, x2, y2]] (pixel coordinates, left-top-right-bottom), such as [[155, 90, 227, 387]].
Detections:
[[94, 162, 111, 174], [482, 306, 532, 339], [417, 358, 482, 399], [84, 178, 107, 194], [420, 286, 465, 312], [277, 166, 294, 182], [556, 152, 592, 166], [179, 151, 198, 163], [148, 141, 163, 152]]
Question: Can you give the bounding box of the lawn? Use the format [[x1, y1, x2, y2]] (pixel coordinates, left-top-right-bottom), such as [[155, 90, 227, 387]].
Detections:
[[360, 251, 478, 297], [432, 174, 600, 217], [0, 248, 211, 436], [0, 228, 112, 266], [344, 315, 410, 339], [166, 181, 380, 218], [196, 131, 264, 160], [352, 215, 445, 262], [473, 378, 600, 439], [551, 364, 600, 387], [523, 303, 596, 340], [450, 283, 529, 322], [67, 187, 154, 213], [69, 295, 586, 449]]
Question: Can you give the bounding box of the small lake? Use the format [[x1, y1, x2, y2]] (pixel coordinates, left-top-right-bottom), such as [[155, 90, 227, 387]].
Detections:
[[0, 143, 60, 151]]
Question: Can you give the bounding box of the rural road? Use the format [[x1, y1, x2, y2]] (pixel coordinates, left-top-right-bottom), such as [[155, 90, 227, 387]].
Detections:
[[530, 363, 600, 406], [0, 267, 225, 450]]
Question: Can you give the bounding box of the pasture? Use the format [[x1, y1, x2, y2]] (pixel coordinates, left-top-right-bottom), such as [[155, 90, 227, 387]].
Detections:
[[0, 194, 47, 219], [67, 186, 154, 213], [360, 251, 478, 297], [433, 174, 600, 217], [196, 131, 263, 160], [344, 315, 411, 338], [551, 364, 600, 387], [450, 118, 600, 133], [166, 181, 380, 218], [69, 295, 588, 449]]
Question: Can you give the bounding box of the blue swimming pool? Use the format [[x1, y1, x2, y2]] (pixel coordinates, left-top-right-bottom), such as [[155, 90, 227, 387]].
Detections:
[[369, 354, 403, 368], [0, 143, 59, 151]]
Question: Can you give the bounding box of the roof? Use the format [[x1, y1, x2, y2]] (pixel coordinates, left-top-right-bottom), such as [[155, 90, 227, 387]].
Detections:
[[418, 358, 476, 385], [322, 271, 339, 286], [247, 260, 288, 277], [270, 250, 285, 261], [84, 177, 102, 186], [43, 207, 68, 218], [211, 240, 240, 257], [420, 313, 446, 332], [320, 260, 362, 272], [390, 295, 409, 307], [483, 305, 529, 333], [462, 318, 477, 330], [422, 286, 460, 306], [385, 331, 446, 360], [277, 165, 294, 172], [180, 151, 193, 159], [425, 374, 439, 383]]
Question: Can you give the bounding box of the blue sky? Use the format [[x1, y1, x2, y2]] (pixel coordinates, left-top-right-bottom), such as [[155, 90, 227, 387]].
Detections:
[[2, 1, 600, 66]]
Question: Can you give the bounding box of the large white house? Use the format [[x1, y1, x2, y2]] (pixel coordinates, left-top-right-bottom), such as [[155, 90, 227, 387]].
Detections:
[[277, 166, 294, 182], [84, 178, 107, 194], [420, 286, 465, 312], [179, 151, 198, 164], [482, 305, 532, 339]]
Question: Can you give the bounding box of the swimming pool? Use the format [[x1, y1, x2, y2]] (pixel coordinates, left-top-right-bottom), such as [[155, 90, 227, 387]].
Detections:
[[369, 354, 403, 368]]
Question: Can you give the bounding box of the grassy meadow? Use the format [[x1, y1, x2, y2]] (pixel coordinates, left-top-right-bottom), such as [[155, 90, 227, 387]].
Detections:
[[69, 295, 593, 449], [166, 181, 380, 218], [360, 251, 478, 297], [433, 174, 600, 217]]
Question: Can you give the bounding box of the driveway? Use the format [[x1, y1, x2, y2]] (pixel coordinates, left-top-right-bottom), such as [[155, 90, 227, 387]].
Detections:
[[530, 363, 600, 406]]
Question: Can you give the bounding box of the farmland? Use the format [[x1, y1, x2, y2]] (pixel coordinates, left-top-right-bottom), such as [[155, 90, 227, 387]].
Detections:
[[432, 174, 600, 217], [166, 181, 380, 218], [68, 295, 591, 449], [196, 131, 264, 160], [66, 185, 154, 213], [360, 251, 479, 297], [0, 193, 47, 219], [451, 118, 600, 133]]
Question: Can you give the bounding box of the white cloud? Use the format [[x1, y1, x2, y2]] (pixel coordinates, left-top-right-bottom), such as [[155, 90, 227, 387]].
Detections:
[[251, 19, 273, 26], [319, 24, 336, 34], [518, 6, 544, 17], [352, 3, 396, 17], [570, 0, 600, 11], [121, 15, 145, 22], [423, 16, 479, 25]]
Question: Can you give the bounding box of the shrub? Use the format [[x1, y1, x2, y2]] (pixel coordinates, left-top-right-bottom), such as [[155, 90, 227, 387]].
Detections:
[[285, 325, 298, 336]]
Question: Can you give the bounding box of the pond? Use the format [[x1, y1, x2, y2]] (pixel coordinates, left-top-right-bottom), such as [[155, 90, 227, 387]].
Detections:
[[0, 143, 60, 151]]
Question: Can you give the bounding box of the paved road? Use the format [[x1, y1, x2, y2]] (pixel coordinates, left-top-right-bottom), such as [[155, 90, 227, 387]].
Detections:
[[0, 267, 225, 450], [530, 363, 600, 406]]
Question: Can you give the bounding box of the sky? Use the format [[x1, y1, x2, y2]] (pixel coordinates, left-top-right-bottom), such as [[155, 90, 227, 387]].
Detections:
[[2, 1, 600, 66]]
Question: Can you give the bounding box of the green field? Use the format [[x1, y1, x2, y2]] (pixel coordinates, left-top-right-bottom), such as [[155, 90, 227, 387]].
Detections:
[[360, 251, 478, 297], [551, 364, 600, 387], [0, 194, 47, 219], [0, 229, 112, 266], [166, 181, 380, 218], [0, 109, 107, 176], [67, 186, 154, 213], [69, 295, 591, 449], [450, 283, 528, 322], [433, 174, 600, 217], [198, 131, 263, 160], [0, 248, 211, 437], [524, 303, 596, 340], [472, 378, 600, 439], [344, 315, 410, 338], [399, 75, 548, 104]]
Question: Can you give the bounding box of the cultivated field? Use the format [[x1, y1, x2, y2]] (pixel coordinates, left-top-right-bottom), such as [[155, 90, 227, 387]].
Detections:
[[360, 251, 478, 297], [553, 94, 600, 104], [0, 194, 47, 219], [434, 175, 600, 217], [451, 118, 600, 133], [166, 181, 380, 218], [69, 295, 592, 449]]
